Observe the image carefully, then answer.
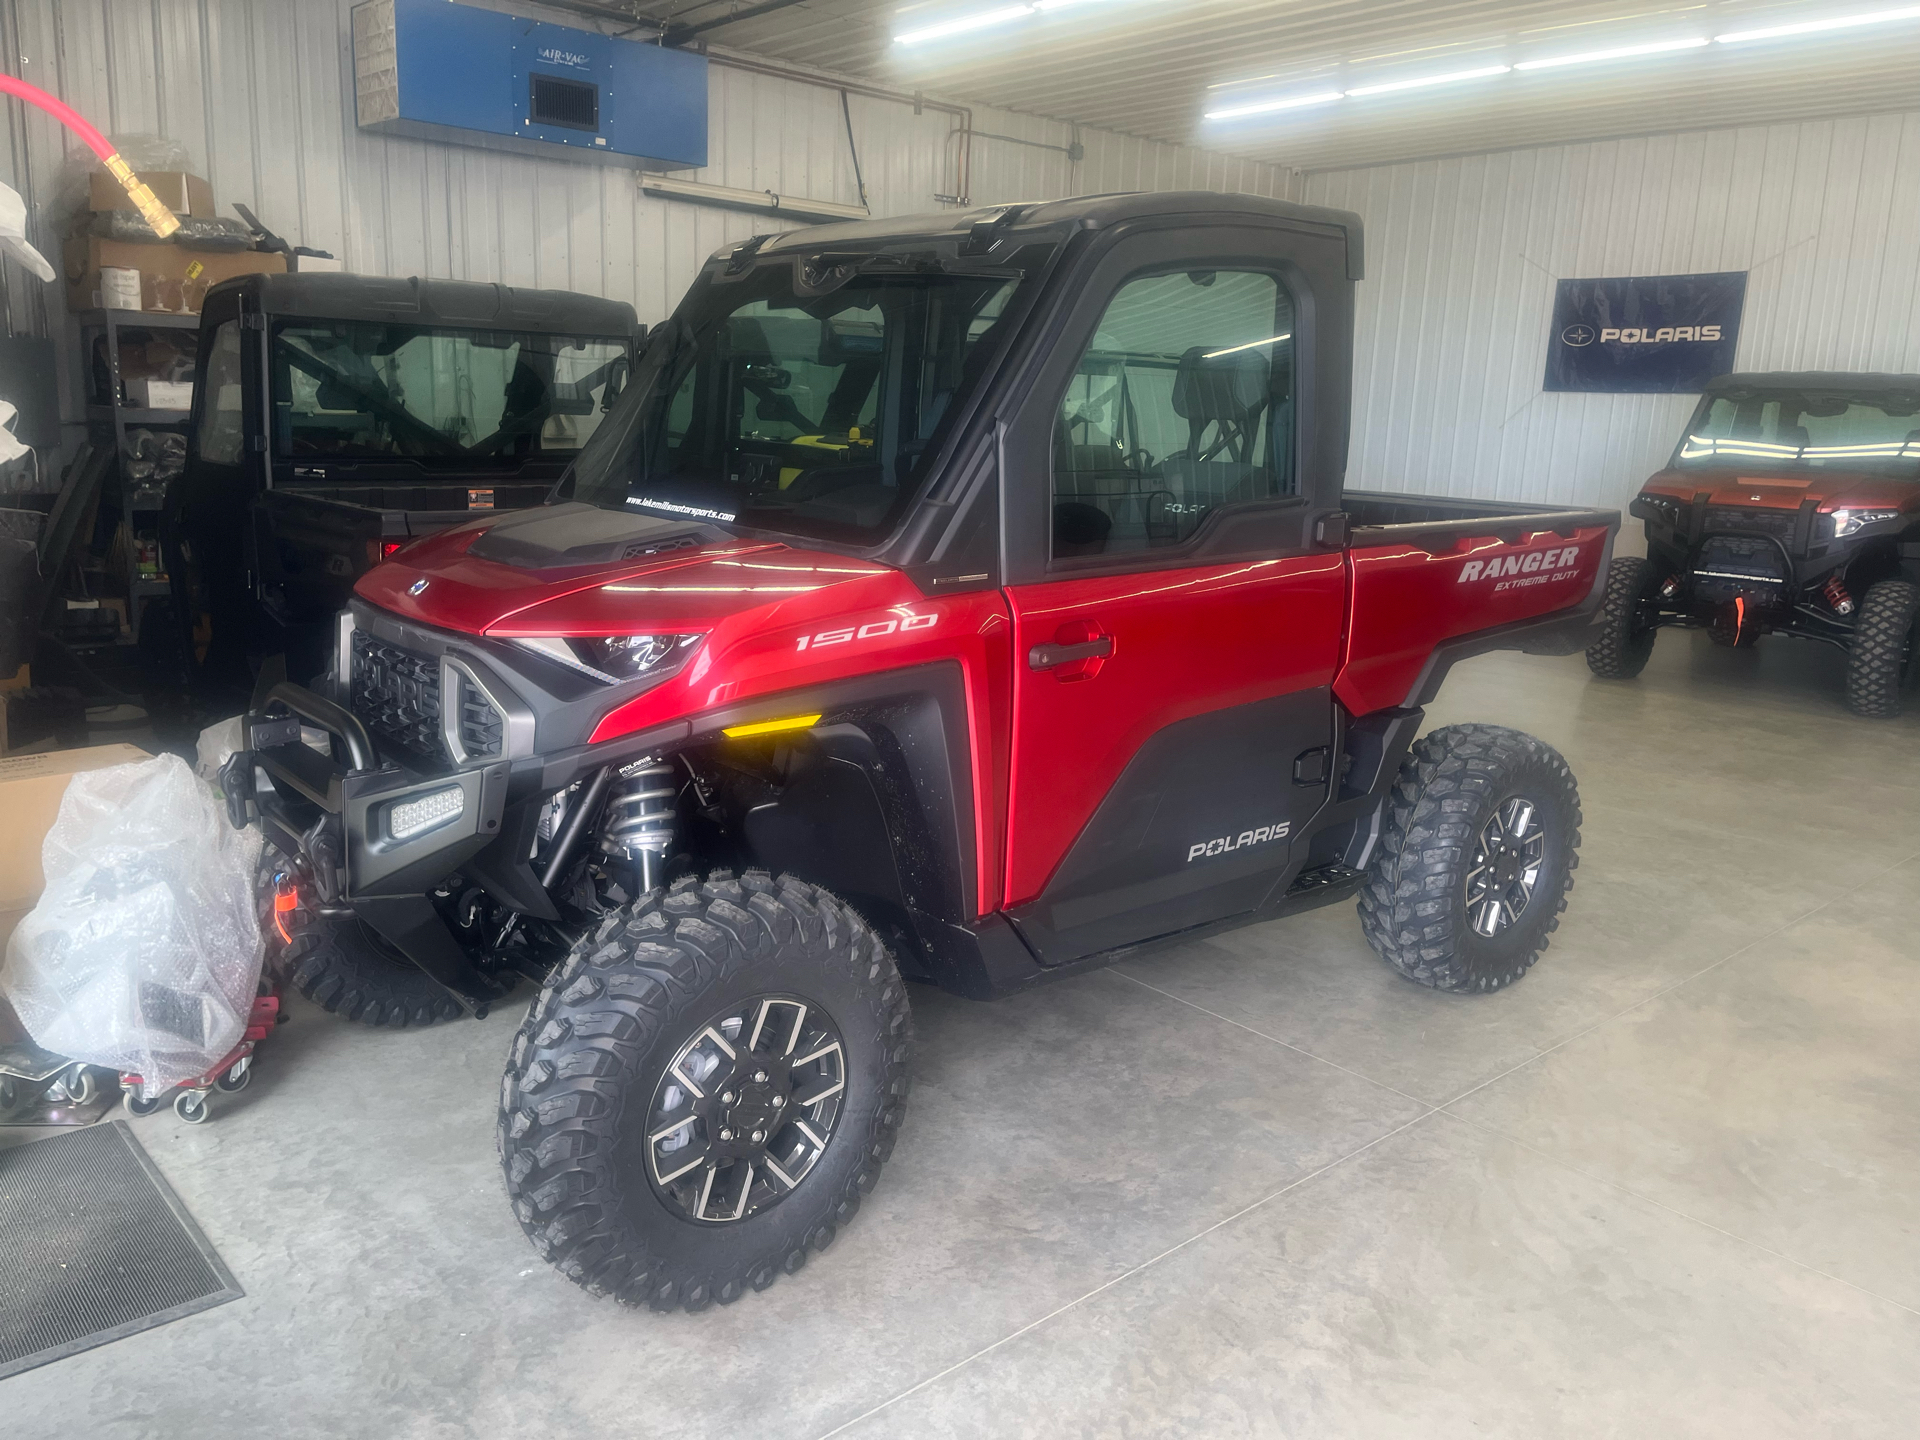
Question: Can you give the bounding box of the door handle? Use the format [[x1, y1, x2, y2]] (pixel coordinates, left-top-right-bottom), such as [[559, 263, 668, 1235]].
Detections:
[[1029, 637, 1113, 670]]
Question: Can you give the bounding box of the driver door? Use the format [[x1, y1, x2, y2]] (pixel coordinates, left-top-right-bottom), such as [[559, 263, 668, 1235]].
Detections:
[[998, 222, 1354, 964]]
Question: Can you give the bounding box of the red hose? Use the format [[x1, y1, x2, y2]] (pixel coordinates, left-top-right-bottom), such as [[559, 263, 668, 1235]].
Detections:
[[0, 72, 179, 237]]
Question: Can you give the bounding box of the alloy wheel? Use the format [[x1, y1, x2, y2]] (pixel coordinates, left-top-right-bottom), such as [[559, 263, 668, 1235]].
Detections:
[[645, 994, 847, 1225], [1465, 797, 1546, 937]]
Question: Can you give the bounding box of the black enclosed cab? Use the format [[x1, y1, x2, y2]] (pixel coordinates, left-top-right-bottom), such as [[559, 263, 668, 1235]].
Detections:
[[168, 272, 639, 695]]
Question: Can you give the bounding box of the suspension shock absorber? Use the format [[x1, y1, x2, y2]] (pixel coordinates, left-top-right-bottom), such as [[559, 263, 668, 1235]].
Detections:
[[601, 757, 680, 894]]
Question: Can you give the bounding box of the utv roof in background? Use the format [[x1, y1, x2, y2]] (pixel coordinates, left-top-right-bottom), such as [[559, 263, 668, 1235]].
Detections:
[[204, 272, 641, 336], [746, 191, 1366, 281], [1706, 371, 1920, 392]]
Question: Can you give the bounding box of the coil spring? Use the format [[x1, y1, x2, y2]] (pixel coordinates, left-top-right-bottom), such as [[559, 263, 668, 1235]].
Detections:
[[602, 757, 678, 892]]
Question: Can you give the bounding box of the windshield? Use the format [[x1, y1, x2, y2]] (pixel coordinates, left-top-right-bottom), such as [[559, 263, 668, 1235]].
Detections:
[[562, 245, 1051, 544], [270, 322, 629, 462], [1675, 387, 1920, 473]]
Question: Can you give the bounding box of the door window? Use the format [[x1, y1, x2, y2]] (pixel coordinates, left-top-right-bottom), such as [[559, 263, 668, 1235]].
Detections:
[[1053, 270, 1297, 558], [195, 321, 245, 466]]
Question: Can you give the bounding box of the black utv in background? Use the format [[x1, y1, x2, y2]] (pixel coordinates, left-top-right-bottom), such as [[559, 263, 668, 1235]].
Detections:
[[167, 273, 639, 699]]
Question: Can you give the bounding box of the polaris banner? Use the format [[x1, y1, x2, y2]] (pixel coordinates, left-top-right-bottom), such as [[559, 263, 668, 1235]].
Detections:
[[1544, 271, 1746, 394]]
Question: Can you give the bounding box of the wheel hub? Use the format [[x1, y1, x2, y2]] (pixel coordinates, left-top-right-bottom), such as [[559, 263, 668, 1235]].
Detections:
[[1465, 797, 1547, 938], [645, 994, 847, 1224]]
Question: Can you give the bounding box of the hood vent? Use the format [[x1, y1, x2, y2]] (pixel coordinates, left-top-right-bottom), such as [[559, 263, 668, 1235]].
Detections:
[[466, 503, 723, 569]]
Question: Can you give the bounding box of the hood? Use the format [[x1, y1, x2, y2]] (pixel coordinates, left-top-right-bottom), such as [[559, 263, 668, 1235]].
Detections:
[[1640, 467, 1920, 512], [355, 502, 897, 637]]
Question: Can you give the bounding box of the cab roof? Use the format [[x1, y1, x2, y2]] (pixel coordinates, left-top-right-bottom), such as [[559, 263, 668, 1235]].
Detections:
[[743, 190, 1366, 282], [204, 272, 640, 337], [1707, 371, 1920, 393]]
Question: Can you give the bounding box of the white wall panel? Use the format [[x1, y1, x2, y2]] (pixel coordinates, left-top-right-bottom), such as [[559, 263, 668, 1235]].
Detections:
[[1306, 111, 1920, 511], [0, 0, 1296, 365]]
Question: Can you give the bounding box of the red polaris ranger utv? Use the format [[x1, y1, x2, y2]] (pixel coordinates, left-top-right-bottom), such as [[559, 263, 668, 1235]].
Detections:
[[1586, 371, 1920, 715], [227, 193, 1620, 1312]]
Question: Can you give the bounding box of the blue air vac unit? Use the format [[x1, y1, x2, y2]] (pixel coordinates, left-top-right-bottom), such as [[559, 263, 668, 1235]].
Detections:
[[352, 0, 707, 170]]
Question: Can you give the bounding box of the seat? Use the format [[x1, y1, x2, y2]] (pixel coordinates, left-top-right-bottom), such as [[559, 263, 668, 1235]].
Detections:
[[1156, 345, 1273, 525]]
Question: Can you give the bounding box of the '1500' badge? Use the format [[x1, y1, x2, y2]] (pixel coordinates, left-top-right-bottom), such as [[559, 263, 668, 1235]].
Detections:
[[794, 613, 938, 651]]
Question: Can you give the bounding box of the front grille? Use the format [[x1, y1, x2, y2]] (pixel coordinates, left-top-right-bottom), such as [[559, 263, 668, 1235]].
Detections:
[[349, 631, 506, 765], [1704, 506, 1795, 539], [351, 632, 443, 763], [1691, 534, 1789, 602]]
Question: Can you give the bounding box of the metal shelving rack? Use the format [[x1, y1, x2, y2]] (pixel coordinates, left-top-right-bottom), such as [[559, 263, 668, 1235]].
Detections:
[[77, 307, 199, 457], [74, 307, 200, 648]]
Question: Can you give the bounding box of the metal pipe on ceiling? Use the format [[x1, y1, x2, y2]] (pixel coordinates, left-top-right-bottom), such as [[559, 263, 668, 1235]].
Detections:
[[661, 0, 813, 45]]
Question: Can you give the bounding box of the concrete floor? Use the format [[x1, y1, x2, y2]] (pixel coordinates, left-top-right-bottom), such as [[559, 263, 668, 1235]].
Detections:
[[5, 630, 1919, 1438]]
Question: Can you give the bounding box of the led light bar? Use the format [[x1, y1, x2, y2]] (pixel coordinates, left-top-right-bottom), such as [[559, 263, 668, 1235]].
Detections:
[[1716, 5, 1920, 44], [639, 175, 869, 224], [1514, 36, 1708, 70], [388, 786, 465, 841]]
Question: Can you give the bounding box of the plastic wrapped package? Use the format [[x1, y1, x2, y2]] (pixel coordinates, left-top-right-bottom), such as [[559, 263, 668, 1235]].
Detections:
[[53, 132, 192, 235], [0, 753, 263, 1098]]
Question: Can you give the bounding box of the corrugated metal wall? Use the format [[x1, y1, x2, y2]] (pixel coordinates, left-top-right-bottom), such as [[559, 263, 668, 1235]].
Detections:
[[0, 0, 1295, 432], [1306, 110, 1920, 511]]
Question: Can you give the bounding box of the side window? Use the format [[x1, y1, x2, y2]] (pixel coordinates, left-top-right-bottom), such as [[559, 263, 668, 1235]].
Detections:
[[1053, 270, 1296, 559], [196, 321, 245, 466]]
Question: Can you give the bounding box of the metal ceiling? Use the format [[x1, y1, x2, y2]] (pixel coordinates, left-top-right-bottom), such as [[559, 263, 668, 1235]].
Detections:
[[651, 0, 1920, 173]]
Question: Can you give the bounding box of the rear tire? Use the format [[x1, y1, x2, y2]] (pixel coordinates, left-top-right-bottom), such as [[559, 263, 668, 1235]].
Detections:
[[279, 915, 466, 1028], [1585, 556, 1660, 679], [499, 870, 911, 1313], [1358, 724, 1581, 994], [1844, 579, 1920, 718]]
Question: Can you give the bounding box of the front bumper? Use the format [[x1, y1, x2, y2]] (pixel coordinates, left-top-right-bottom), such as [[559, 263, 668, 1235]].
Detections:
[[231, 682, 512, 1015]]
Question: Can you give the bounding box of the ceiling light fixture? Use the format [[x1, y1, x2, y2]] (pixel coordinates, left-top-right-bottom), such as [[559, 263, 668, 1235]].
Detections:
[[1715, 5, 1920, 43], [893, 4, 1035, 45], [1205, 90, 1343, 120], [1513, 36, 1709, 70], [1342, 64, 1512, 97]]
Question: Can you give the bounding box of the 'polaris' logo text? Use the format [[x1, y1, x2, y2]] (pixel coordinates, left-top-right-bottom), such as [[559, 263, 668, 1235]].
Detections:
[[1188, 821, 1290, 864], [1598, 324, 1721, 345], [1458, 545, 1584, 591]]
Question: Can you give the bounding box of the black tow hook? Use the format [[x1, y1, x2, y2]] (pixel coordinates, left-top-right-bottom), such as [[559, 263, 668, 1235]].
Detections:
[[218, 750, 256, 830]]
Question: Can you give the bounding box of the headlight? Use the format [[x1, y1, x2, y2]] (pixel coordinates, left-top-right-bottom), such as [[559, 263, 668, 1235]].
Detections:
[[514, 633, 704, 686], [1632, 493, 1683, 523], [388, 785, 465, 840], [1831, 508, 1900, 538]]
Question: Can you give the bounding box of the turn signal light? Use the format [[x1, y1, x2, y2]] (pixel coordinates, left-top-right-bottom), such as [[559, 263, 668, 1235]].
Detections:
[[722, 714, 822, 739]]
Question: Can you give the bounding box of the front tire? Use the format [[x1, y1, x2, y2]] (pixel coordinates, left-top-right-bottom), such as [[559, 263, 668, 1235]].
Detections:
[[1844, 579, 1920, 718], [1585, 556, 1660, 679], [499, 871, 911, 1313], [1358, 724, 1582, 994], [278, 914, 466, 1028]]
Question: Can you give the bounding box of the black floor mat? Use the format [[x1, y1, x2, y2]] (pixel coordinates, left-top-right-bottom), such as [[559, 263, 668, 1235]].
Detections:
[[0, 1121, 241, 1379]]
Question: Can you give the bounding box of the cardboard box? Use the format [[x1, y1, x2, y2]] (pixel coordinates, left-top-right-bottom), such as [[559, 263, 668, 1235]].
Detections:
[[0, 745, 149, 924], [128, 376, 194, 410], [64, 235, 286, 315], [89, 167, 214, 219]]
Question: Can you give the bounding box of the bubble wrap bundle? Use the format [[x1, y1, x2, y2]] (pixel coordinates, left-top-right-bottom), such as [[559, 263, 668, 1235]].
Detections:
[[1, 753, 263, 1098]]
